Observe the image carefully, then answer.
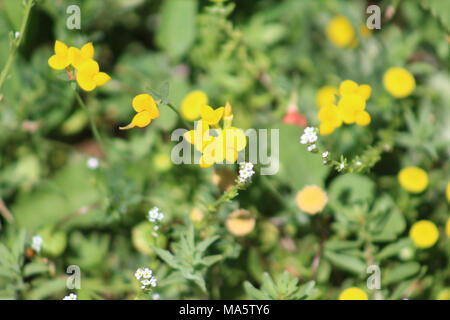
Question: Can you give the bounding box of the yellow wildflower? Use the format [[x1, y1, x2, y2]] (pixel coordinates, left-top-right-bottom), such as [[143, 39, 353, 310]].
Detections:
[[338, 287, 368, 300], [189, 208, 204, 222], [225, 209, 255, 236], [120, 94, 160, 129], [68, 42, 94, 70], [446, 218, 450, 238], [213, 127, 247, 163], [76, 60, 111, 92], [409, 220, 439, 248], [398, 167, 428, 193], [437, 289, 450, 300], [201, 105, 224, 126], [296, 185, 328, 215], [181, 91, 208, 121], [315, 86, 338, 109], [383, 67, 415, 98], [446, 182, 450, 203], [48, 40, 72, 70], [326, 16, 355, 48], [318, 105, 342, 135], [338, 93, 366, 124]]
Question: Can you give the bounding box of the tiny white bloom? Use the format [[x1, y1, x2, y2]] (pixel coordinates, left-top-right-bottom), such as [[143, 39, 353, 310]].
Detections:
[[322, 151, 329, 158], [154, 225, 159, 231], [152, 293, 161, 300], [307, 144, 316, 152], [135, 268, 144, 280], [143, 268, 152, 279], [356, 161, 362, 166], [323, 160, 327, 164], [31, 235, 43, 253], [149, 277, 157, 287], [15, 31, 20, 39], [63, 293, 77, 300], [339, 163, 345, 170], [86, 157, 99, 170], [148, 207, 160, 222]]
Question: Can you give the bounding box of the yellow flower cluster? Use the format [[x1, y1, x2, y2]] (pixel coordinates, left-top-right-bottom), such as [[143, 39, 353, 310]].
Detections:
[[48, 41, 110, 91], [182, 92, 246, 168], [317, 80, 372, 135]]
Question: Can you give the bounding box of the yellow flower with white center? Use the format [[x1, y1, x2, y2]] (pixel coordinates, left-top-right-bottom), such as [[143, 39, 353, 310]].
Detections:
[[76, 59, 111, 92], [296, 185, 328, 215], [409, 220, 439, 248], [338, 287, 368, 300], [326, 16, 356, 48], [120, 94, 160, 130], [398, 167, 428, 193], [226, 209, 255, 236], [48, 40, 72, 70], [68, 42, 94, 70], [201, 105, 224, 126], [315, 86, 338, 109], [181, 90, 208, 121], [383, 67, 415, 98]]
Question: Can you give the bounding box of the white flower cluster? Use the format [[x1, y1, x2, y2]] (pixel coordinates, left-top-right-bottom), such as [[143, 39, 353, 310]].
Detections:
[[322, 151, 329, 164], [300, 127, 318, 145], [32, 235, 43, 253], [135, 268, 157, 289], [63, 293, 77, 300], [238, 162, 255, 183], [148, 207, 164, 237]]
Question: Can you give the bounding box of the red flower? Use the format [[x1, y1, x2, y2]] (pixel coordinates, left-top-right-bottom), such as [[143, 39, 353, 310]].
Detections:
[[283, 106, 307, 127]]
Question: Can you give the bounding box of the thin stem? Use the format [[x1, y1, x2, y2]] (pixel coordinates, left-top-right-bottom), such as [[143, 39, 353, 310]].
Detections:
[[166, 102, 191, 129], [73, 89, 107, 154], [0, 0, 34, 91], [0, 197, 14, 223]]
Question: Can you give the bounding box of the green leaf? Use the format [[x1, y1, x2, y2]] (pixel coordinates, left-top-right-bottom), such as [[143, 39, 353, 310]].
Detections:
[[244, 281, 271, 300], [376, 238, 413, 261], [23, 262, 49, 277], [421, 0, 450, 32], [156, 0, 198, 60], [324, 250, 366, 275], [383, 262, 421, 286], [153, 247, 180, 269]]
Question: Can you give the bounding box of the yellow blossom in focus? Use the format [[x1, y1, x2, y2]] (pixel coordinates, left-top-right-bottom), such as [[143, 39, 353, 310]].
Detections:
[[383, 67, 415, 98], [398, 167, 428, 193], [326, 16, 356, 48], [120, 94, 160, 130], [48, 41, 72, 70], [76, 60, 111, 92], [181, 91, 208, 121], [201, 105, 224, 126], [315, 86, 338, 109], [338, 287, 368, 300], [68, 43, 94, 70], [296, 185, 328, 215], [409, 220, 439, 248], [226, 210, 255, 236]]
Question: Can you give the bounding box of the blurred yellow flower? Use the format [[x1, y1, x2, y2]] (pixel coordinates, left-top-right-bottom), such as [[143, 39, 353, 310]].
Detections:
[[226, 209, 255, 236], [184, 120, 215, 152], [338, 93, 367, 124], [383, 67, 415, 98], [359, 25, 372, 37], [338, 287, 368, 300], [48, 41, 72, 70], [318, 105, 342, 135], [69, 42, 94, 70], [437, 289, 450, 300], [326, 16, 355, 48], [76, 60, 110, 92], [189, 208, 204, 222], [120, 94, 160, 130], [201, 105, 224, 126], [409, 220, 439, 248], [296, 185, 328, 215], [181, 91, 208, 121], [315, 86, 338, 109], [398, 167, 428, 193]]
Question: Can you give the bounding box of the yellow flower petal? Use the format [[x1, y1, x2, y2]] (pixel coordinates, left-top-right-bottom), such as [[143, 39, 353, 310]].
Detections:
[[383, 67, 415, 98], [132, 94, 159, 119], [355, 110, 371, 126], [181, 90, 208, 121], [54, 40, 68, 56], [76, 73, 97, 91], [319, 122, 335, 135], [78, 59, 99, 76], [131, 111, 152, 128], [223, 127, 247, 151], [339, 80, 358, 96], [326, 16, 356, 48], [315, 86, 338, 109], [48, 54, 70, 70], [356, 84, 372, 100], [94, 72, 111, 86], [81, 42, 94, 59], [201, 105, 224, 125]]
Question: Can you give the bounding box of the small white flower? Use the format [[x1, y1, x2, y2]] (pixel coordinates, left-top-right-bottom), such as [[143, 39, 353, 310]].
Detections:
[[157, 212, 164, 221], [15, 31, 20, 39], [322, 151, 329, 158], [135, 268, 144, 280], [307, 144, 316, 152], [141, 279, 151, 289], [238, 162, 255, 184], [63, 293, 77, 300], [339, 163, 345, 170], [154, 225, 159, 231], [143, 268, 153, 279], [356, 161, 362, 166], [149, 277, 157, 287], [152, 293, 161, 300], [31, 235, 43, 253], [86, 157, 99, 170], [323, 160, 327, 164], [148, 207, 160, 222]]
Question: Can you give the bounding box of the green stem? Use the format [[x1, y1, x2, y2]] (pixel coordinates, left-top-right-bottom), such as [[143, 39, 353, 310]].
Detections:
[[73, 89, 107, 154], [166, 102, 191, 129], [0, 0, 34, 91], [208, 183, 242, 212]]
